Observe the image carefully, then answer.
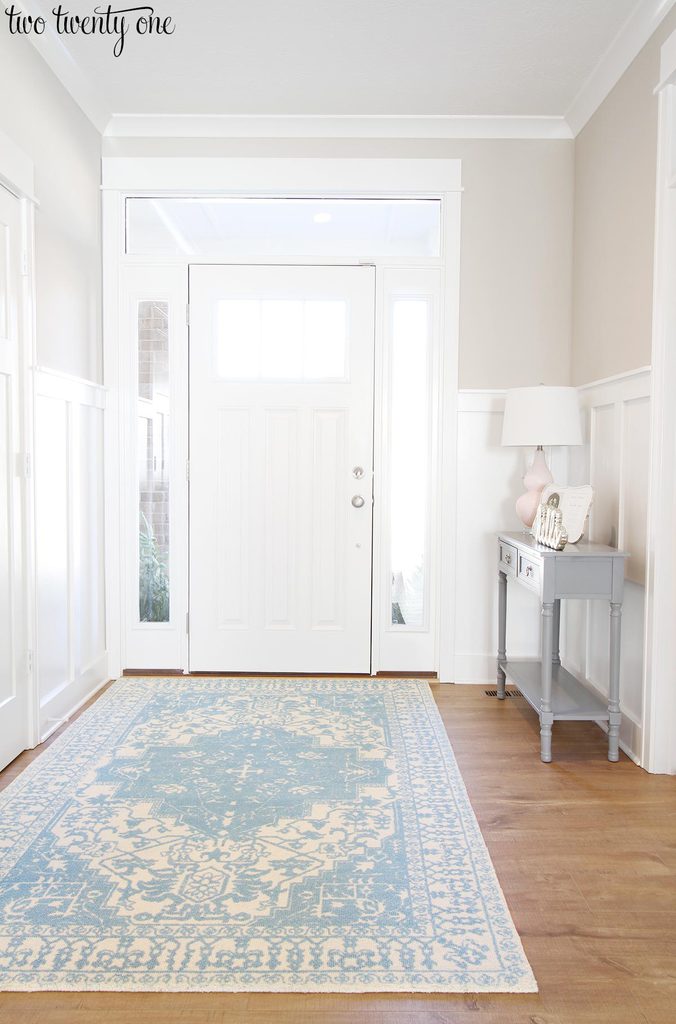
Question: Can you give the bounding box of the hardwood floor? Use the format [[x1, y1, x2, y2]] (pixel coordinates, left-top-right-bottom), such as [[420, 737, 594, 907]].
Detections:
[[1, 680, 675, 1024]]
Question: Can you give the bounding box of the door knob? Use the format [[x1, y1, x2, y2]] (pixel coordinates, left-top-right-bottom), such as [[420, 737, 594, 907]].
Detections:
[[351, 495, 365, 508]]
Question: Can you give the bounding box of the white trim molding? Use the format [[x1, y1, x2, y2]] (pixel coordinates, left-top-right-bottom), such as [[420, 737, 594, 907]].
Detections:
[[102, 156, 461, 683], [17, 0, 675, 143], [102, 156, 462, 193], [576, 364, 652, 393], [457, 390, 506, 415], [566, 0, 676, 136], [33, 366, 106, 408], [643, 33, 676, 774], [104, 113, 573, 141]]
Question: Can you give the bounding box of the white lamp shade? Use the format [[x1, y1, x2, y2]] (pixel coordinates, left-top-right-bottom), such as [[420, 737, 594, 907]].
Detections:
[[501, 386, 583, 447]]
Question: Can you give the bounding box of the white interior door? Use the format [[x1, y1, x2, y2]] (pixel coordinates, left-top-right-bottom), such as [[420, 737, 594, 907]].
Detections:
[[189, 264, 375, 673], [0, 184, 29, 769]]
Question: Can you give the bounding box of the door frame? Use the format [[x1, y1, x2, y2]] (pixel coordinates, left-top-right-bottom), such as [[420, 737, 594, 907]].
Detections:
[[0, 129, 39, 753], [643, 32, 676, 774], [103, 157, 461, 680]]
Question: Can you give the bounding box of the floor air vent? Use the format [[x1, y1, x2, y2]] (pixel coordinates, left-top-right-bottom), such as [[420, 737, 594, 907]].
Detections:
[[484, 689, 522, 698]]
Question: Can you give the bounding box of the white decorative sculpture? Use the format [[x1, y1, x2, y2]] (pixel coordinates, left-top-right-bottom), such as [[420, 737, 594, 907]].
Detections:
[[533, 494, 568, 550], [539, 484, 593, 544]]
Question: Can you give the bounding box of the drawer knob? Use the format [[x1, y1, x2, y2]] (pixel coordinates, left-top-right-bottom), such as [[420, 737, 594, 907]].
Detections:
[[525, 565, 533, 577]]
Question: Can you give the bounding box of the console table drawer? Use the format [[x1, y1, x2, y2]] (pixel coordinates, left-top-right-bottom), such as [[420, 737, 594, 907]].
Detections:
[[499, 540, 517, 576], [518, 552, 541, 590]]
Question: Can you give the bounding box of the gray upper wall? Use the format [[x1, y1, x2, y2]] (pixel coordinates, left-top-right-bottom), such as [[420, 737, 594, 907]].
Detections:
[[572, 6, 676, 386], [0, 30, 102, 382], [104, 135, 575, 390]]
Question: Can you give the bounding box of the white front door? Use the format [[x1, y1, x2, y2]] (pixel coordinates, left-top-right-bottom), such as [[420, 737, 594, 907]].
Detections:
[[189, 264, 375, 673], [0, 185, 29, 769]]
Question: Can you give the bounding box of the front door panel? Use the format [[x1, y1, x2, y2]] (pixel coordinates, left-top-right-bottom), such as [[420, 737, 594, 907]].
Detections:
[[189, 265, 375, 673]]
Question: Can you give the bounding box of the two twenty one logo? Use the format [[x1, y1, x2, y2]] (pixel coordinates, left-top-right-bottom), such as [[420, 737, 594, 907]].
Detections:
[[3, 4, 175, 57]]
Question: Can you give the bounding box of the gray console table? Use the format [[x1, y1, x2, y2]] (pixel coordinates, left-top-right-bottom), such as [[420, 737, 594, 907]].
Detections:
[[497, 532, 628, 763]]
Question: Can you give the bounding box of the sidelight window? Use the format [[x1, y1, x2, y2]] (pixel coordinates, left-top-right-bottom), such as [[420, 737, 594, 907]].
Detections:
[[137, 299, 170, 622]]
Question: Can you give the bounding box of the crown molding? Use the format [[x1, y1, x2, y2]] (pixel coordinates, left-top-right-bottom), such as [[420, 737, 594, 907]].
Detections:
[[24, 0, 674, 144], [566, 0, 676, 136], [103, 113, 574, 141]]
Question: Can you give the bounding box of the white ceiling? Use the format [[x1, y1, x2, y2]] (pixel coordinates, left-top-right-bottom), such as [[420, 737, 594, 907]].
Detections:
[[21, 0, 673, 132]]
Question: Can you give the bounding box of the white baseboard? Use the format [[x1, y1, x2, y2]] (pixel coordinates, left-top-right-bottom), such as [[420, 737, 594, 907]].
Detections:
[[38, 653, 110, 744]]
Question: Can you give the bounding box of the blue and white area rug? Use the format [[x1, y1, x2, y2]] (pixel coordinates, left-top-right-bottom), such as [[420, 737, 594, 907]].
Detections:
[[0, 678, 536, 992]]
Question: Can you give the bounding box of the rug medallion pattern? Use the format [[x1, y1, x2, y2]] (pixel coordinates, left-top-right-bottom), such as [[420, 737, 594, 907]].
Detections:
[[0, 678, 536, 992]]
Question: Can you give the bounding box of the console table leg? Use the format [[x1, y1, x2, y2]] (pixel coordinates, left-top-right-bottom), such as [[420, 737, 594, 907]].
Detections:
[[540, 714, 554, 763], [608, 601, 622, 762], [552, 599, 561, 666], [540, 602, 554, 762], [497, 570, 507, 699]]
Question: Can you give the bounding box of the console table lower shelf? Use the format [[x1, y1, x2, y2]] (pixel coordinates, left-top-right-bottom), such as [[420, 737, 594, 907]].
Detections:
[[497, 531, 628, 763], [500, 660, 609, 722]]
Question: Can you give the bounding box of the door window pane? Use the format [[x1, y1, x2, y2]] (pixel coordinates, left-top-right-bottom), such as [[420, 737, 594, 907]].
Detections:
[[304, 301, 347, 378], [217, 299, 347, 381], [390, 300, 429, 628], [138, 300, 170, 622], [261, 301, 303, 378]]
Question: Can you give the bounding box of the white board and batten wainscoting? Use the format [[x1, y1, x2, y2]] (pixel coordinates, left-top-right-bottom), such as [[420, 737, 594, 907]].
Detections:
[[33, 368, 107, 743], [0, 131, 109, 771], [456, 368, 651, 765]]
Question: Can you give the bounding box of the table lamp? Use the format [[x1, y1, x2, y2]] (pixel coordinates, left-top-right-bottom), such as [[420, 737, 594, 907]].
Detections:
[[501, 385, 583, 528]]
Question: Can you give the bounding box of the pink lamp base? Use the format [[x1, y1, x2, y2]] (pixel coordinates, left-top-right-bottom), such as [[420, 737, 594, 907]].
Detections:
[[516, 447, 553, 528], [516, 489, 543, 528]]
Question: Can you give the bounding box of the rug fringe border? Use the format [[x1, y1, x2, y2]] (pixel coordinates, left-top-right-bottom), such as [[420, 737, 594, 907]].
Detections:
[[0, 981, 539, 993]]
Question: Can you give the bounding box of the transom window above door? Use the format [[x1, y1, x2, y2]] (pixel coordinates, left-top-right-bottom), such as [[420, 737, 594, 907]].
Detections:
[[126, 197, 441, 259]]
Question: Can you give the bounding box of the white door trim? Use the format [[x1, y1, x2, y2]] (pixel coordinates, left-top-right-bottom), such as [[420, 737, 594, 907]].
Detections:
[[643, 31, 676, 774], [102, 157, 462, 195], [102, 157, 461, 680], [0, 134, 39, 755]]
